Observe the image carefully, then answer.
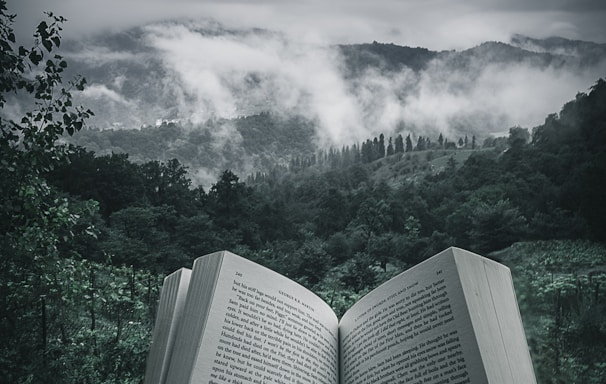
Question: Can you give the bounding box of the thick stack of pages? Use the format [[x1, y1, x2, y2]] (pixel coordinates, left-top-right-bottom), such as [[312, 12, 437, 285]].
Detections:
[[145, 247, 536, 384], [144, 268, 191, 384]]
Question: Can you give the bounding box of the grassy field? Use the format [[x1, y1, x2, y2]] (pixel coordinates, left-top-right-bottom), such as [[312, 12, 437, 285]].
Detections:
[[369, 147, 490, 186]]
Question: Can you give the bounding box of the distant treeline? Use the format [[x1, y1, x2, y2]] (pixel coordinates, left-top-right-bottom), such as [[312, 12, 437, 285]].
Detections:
[[285, 131, 483, 172]]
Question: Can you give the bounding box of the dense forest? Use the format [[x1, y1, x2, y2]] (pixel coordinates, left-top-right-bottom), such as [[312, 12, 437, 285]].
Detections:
[[1, 2, 606, 383]]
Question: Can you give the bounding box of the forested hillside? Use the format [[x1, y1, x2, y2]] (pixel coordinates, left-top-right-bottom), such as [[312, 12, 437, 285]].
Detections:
[[67, 113, 318, 186], [1, 2, 606, 382], [42, 77, 606, 383]]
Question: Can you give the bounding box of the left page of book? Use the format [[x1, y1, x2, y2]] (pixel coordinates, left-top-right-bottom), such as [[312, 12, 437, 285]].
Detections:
[[167, 251, 340, 384], [144, 268, 192, 384], [164, 253, 223, 384]]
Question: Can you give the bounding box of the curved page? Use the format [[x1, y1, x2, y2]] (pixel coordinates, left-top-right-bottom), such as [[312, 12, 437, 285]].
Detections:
[[192, 252, 339, 384], [339, 248, 486, 384]]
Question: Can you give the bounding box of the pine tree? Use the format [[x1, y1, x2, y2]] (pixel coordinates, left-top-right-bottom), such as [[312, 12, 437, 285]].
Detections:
[[378, 133, 386, 158], [352, 144, 361, 163], [387, 137, 394, 156], [416, 136, 426, 151], [372, 137, 380, 161], [405, 134, 413, 152], [395, 134, 404, 153]]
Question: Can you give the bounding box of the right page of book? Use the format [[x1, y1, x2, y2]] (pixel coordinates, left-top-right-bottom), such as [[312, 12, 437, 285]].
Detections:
[[453, 248, 536, 383], [339, 247, 487, 384]]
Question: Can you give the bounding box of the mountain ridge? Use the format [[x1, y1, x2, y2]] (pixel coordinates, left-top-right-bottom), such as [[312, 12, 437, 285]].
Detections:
[[56, 21, 606, 185], [60, 21, 606, 132]]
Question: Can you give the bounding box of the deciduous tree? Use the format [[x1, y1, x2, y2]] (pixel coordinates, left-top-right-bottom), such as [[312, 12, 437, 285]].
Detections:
[[0, 2, 96, 381]]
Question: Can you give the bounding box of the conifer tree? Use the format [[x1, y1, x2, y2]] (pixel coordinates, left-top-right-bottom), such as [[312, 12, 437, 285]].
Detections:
[[405, 134, 413, 152], [378, 133, 386, 158], [387, 137, 394, 156], [395, 134, 404, 153]]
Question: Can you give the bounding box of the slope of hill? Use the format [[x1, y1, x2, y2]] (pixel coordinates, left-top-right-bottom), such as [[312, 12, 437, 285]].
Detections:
[[68, 112, 317, 186], [337, 42, 440, 75], [510, 33, 606, 66]]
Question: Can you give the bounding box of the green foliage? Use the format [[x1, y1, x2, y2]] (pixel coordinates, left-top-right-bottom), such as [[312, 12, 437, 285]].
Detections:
[[338, 42, 438, 75], [508, 126, 530, 148], [66, 113, 318, 180], [141, 159, 193, 212], [0, 2, 91, 233], [0, 257, 161, 383], [207, 170, 261, 248], [0, 3, 161, 382], [531, 79, 606, 240], [468, 199, 528, 253], [497, 241, 606, 384], [47, 150, 147, 218]]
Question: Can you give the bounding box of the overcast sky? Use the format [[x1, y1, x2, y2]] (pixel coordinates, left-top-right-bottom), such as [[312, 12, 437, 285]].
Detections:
[[10, 0, 606, 49]]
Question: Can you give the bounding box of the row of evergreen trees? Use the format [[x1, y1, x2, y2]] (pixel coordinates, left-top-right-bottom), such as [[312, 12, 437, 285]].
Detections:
[[287, 132, 479, 171]]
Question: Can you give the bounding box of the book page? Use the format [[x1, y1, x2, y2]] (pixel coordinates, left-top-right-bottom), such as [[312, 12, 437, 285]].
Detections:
[[453, 250, 536, 383], [191, 252, 339, 384], [339, 249, 486, 384], [145, 268, 191, 384]]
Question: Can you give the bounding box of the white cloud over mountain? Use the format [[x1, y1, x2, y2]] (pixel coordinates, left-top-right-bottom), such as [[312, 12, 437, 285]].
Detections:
[[66, 20, 606, 146]]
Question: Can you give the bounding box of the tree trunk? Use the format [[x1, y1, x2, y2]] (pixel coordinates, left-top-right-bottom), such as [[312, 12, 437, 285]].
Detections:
[[40, 295, 47, 367]]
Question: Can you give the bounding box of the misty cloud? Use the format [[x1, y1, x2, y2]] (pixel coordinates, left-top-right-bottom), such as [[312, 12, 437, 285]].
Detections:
[[64, 46, 141, 66], [66, 19, 605, 148], [140, 21, 374, 145], [399, 58, 606, 139], [82, 84, 134, 105]]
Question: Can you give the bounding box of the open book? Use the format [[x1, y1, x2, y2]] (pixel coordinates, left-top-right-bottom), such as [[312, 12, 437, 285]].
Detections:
[[144, 247, 536, 384]]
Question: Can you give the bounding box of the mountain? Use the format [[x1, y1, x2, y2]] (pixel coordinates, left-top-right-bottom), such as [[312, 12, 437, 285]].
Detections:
[[56, 20, 606, 184], [510, 34, 606, 66], [69, 113, 317, 186], [337, 42, 440, 75]]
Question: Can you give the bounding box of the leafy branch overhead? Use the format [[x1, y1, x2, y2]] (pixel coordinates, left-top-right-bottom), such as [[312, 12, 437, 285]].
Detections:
[[0, 2, 104, 382], [1, 4, 93, 167]]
